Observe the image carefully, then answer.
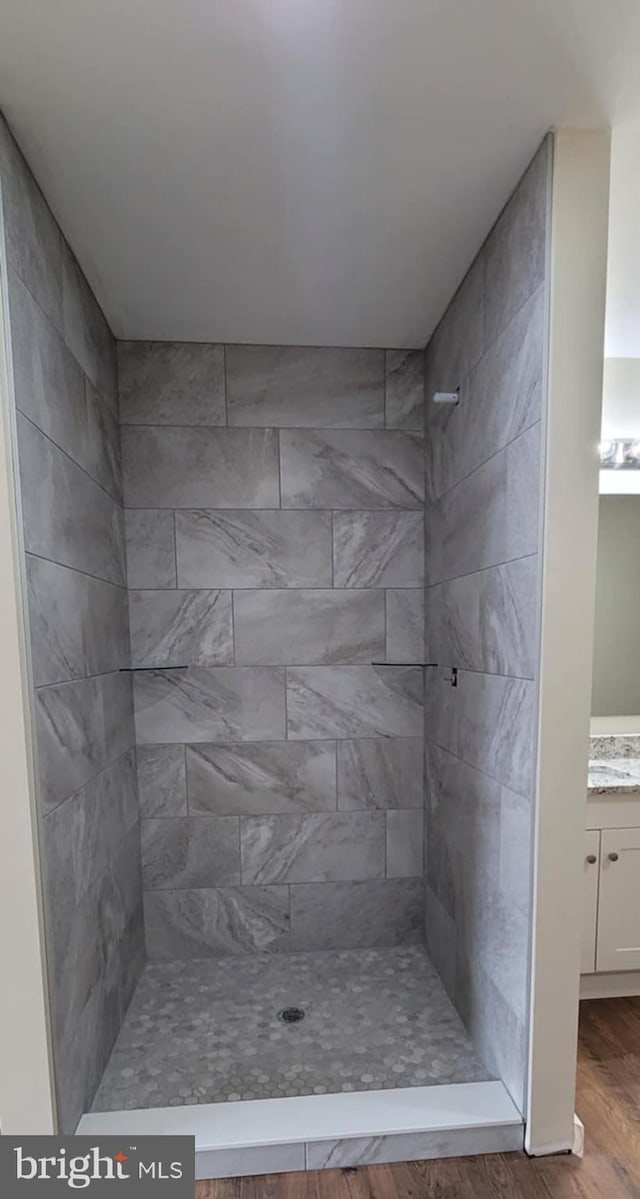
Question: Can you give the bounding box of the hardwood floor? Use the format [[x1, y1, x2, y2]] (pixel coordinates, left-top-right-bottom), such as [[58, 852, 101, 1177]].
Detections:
[[196, 998, 640, 1198]]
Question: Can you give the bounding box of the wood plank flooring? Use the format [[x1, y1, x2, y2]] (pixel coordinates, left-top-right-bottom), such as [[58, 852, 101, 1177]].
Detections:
[[196, 998, 640, 1198]]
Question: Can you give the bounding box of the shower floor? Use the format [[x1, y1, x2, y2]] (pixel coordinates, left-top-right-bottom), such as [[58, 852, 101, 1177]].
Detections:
[[91, 945, 492, 1113]]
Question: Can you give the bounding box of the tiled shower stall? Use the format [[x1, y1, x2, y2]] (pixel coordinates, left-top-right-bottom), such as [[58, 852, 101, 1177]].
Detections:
[[0, 110, 549, 1163]]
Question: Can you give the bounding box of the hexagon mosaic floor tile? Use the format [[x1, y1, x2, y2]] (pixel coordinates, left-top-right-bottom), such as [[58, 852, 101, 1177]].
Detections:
[[91, 946, 491, 1112]]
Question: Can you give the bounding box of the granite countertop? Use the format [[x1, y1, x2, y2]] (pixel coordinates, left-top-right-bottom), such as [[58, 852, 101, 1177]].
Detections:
[[588, 758, 640, 795], [588, 734, 640, 795]]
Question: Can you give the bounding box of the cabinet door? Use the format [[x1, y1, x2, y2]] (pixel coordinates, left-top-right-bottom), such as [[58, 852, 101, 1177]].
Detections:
[[596, 827, 640, 973], [581, 830, 600, 974]]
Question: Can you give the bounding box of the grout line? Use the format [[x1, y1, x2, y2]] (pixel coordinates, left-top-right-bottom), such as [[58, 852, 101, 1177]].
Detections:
[[25, 548, 127, 591], [222, 344, 229, 426], [230, 590, 237, 666], [119, 421, 422, 435], [122, 504, 424, 513], [424, 417, 541, 513], [35, 666, 130, 692], [140, 877, 418, 896], [182, 743, 190, 817], [423, 734, 532, 804], [41, 744, 136, 821], [171, 510, 178, 587], [24, 548, 125, 592], [283, 665, 289, 741], [424, 550, 538, 591], [8, 257, 117, 417], [383, 348, 388, 429], [132, 659, 426, 670], [125, 584, 422, 592], [160, 735, 422, 748], [438, 663, 535, 683], [276, 430, 282, 509], [17, 408, 123, 506]]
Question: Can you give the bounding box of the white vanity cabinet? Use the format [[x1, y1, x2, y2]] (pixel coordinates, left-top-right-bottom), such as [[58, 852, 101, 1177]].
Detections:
[[596, 827, 640, 972], [582, 792, 640, 992], [581, 830, 600, 974]]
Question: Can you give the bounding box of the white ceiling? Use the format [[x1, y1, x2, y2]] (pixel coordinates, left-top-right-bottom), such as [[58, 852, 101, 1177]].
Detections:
[[0, 1, 639, 347]]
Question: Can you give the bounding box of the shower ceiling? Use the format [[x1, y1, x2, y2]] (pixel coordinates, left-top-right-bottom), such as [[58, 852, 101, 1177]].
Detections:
[[0, 0, 637, 347]]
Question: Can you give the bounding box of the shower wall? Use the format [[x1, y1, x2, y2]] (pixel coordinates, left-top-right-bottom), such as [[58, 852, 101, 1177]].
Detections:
[[0, 116, 144, 1132], [423, 137, 551, 1107], [119, 343, 425, 957]]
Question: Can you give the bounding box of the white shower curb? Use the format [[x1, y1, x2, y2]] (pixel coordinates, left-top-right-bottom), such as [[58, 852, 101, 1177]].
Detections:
[[78, 1079, 523, 1179]]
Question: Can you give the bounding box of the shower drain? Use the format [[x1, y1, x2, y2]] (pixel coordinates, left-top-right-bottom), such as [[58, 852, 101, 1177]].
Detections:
[[278, 1006, 305, 1024]]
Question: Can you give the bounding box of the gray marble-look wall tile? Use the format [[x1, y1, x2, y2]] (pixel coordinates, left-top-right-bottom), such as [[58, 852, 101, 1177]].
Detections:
[[9, 266, 81, 448], [61, 242, 117, 411], [289, 878, 423, 950], [133, 666, 286, 744], [43, 750, 138, 923], [306, 1123, 523, 1169], [455, 862, 529, 1025], [35, 671, 134, 812], [47, 892, 143, 1110], [454, 945, 528, 1108], [333, 511, 423, 588], [26, 555, 128, 687], [18, 414, 125, 586], [175, 509, 332, 588], [118, 341, 225, 426], [2, 116, 142, 1132], [386, 810, 423, 878], [122, 426, 280, 508], [483, 137, 550, 350], [424, 670, 535, 799], [386, 588, 424, 662], [424, 883, 457, 998], [286, 666, 423, 740], [226, 345, 384, 428], [144, 886, 291, 958], [10, 269, 121, 496], [280, 429, 423, 510], [186, 741, 336, 815], [136, 745, 187, 818], [197, 1145, 304, 1181], [45, 873, 103, 1051], [0, 116, 63, 332], [141, 816, 240, 889], [84, 378, 122, 502], [124, 510, 177, 588], [500, 785, 533, 917], [424, 254, 484, 394], [337, 738, 423, 810], [234, 589, 384, 665], [384, 350, 424, 430], [424, 741, 502, 897], [129, 589, 233, 668], [425, 422, 540, 586], [240, 812, 385, 884], [51, 971, 104, 1134], [425, 555, 538, 679], [426, 286, 544, 503]]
